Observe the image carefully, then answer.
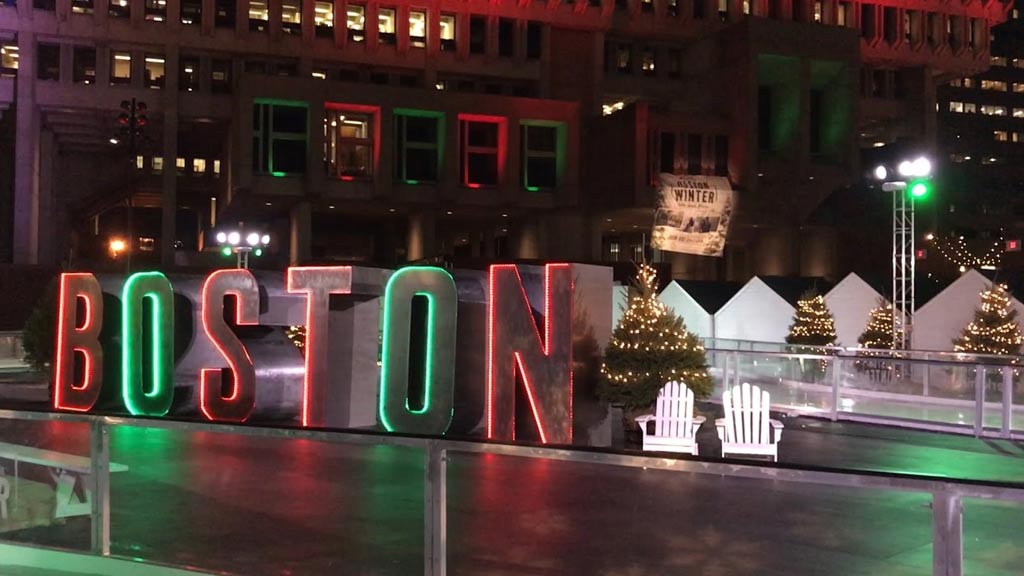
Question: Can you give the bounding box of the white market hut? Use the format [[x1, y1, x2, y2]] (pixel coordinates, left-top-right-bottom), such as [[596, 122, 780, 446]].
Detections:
[[912, 269, 1024, 351], [715, 276, 833, 344], [611, 284, 629, 329], [824, 273, 886, 348], [658, 280, 744, 340]]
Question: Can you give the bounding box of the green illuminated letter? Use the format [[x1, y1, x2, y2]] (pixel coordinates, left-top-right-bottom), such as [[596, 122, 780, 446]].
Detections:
[[379, 267, 457, 435], [122, 272, 175, 416]]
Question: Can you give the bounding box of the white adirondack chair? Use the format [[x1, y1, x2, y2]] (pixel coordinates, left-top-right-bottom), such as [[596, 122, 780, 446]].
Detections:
[[0, 476, 8, 520], [635, 381, 705, 455], [715, 382, 783, 461]]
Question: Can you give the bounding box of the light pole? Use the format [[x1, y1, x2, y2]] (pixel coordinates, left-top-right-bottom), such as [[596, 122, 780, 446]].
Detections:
[[215, 227, 270, 269], [873, 156, 933, 350], [115, 98, 147, 271]]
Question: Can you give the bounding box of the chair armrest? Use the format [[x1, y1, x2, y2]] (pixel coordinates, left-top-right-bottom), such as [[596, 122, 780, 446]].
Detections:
[[635, 414, 653, 437], [689, 415, 706, 436], [714, 418, 727, 441], [770, 419, 783, 442]]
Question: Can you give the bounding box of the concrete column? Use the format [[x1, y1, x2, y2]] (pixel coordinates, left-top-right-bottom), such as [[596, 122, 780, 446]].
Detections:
[[289, 200, 311, 264], [160, 47, 180, 267], [512, 219, 541, 259], [38, 129, 54, 265], [406, 212, 435, 261], [13, 31, 39, 265], [201, 0, 214, 33]]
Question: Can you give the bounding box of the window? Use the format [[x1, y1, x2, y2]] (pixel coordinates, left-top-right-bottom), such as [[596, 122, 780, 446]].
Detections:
[[281, 0, 300, 33], [1015, 58, 1024, 69], [37, 43, 59, 81], [409, 11, 426, 48], [522, 123, 560, 190], [249, 0, 268, 31], [347, 5, 365, 41], [33, 0, 54, 11], [110, 51, 132, 85], [615, 44, 630, 73], [470, 16, 486, 54], [526, 21, 542, 59], [687, 134, 702, 174], [642, 0, 653, 12], [498, 18, 514, 57], [1, 43, 18, 78], [180, 56, 199, 91], [949, 79, 962, 87], [144, 0, 165, 20], [314, 1, 333, 37], [440, 14, 456, 51], [903, 11, 911, 42], [667, 0, 677, 16], [180, 0, 200, 24], [325, 107, 375, 179], [981, 80, 1007, 91], [73, 46, 95, 84], [152, 157, 163, 172], [215, 0, 234, 27], [214, 160, 221, 175], [991, 56, 1007, 66], [813, 0, 822, 22], [949, 101, 963, 113], [176, 157, 186, 173], [378, 7, 396, 45], [72, 0, 93, 14], [193, 158, 206, 174], [460, 116, 504, 187], [838, 1, 852, 25], [963, 77, 974, 88], [109, 0, 129, 17], [1014, 132, 1024, 143], [964, 102, 976, 113], [641, 48, 655, 75], [211, 59, 231, 93], [995, 130, 1008, 142], [693, 0, 702, 18], [144, 55, 165, 88], [1014, 108, 1024, 118], [253, 101, 308, 175], [980, 105, 1006, 116], [312, 69, 327, 79], [658, 132, 675, 174], [395, 111, 441, 182], [714, 135, 728, 176]]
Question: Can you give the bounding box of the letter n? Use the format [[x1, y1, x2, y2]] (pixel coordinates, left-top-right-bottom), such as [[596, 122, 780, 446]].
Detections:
[[200, 269, 260, 423], [487, 264, 572, 444], [54, 273, 104, 412]]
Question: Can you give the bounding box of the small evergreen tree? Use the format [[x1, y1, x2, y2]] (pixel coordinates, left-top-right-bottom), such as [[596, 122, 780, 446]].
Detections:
[[858, 300, 895, 350], [599, 264, 712, 410], [22, 278, 58, 374], [786, 290, 837, 347], [953, 283, 1024, 356]]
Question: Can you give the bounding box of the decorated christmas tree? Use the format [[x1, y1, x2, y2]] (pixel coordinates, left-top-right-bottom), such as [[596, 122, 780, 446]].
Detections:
[[785, 290, 837, 347], [598, 264, 713, 410], [953, 283, 1024, 356], [858, 300, 896, 350]]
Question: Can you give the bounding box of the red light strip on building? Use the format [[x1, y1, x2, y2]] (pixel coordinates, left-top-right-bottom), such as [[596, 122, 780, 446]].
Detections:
[[54, 273, 103, 412], [199, 269, 259, 422]]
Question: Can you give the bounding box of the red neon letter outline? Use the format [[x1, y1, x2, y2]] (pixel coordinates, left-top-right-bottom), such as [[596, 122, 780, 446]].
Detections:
[[486, 264, 573, 444], [54, 273, 104, 412], [286, 266, 352, 427], [200, 269, 260, 423]]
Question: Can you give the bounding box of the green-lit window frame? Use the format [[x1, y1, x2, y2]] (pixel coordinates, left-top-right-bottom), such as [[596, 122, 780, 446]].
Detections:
[[394, 108, 445, 184], [253, 98, 309, 177], [521, 120, 565, 192]]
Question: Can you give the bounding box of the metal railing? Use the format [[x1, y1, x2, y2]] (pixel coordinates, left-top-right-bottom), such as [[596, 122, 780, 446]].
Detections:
[[0, 409, 1022, 576], [706, 340, 1024, 439]]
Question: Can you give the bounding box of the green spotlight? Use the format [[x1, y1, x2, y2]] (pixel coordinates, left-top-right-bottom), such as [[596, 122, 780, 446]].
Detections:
[[909, 180, 930, 199], [254, 248, 263, 257], [221, 246, 232, 257]]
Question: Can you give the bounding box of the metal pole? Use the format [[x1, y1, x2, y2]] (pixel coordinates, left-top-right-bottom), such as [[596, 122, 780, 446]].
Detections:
[[90, 419, 111, 556], [424, 442, 447, 576], [931, 491, 963, 576], [974, 366, 985, 438], [831, 356, 840, 422], [1002, 366, 1013, 439]]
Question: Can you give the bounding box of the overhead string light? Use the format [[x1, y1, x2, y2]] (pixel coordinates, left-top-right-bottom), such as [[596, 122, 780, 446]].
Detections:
[[930, 234, 1004, 270]]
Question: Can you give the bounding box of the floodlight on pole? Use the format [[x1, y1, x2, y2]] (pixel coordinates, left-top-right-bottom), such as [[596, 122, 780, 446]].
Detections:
[[214, 226, 270, 269]]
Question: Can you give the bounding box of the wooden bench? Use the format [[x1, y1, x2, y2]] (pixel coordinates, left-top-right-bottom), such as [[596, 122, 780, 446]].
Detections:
[[0, 441, 128, 520]]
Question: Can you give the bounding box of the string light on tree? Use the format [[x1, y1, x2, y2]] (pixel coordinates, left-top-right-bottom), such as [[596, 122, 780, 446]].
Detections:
[[786, 291, 837, 347], [598, 263, 712, 410], [952, 283, 1024, 356], [858, 300, 898, 350]]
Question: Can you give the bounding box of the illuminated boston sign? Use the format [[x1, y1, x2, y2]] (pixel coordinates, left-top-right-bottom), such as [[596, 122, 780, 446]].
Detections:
[[53, 264, 574, 444]]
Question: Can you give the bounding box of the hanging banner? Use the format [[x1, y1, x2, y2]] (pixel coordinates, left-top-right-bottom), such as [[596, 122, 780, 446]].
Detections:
[[650, 173, 735, 257]]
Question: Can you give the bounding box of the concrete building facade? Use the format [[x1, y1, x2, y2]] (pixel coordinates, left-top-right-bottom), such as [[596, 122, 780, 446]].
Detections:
[[0, 0, 1009, 276]]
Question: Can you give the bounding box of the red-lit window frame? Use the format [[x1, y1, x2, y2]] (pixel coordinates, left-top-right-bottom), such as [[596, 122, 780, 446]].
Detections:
[[458, 114, 507, 188], [324, 103, 380, 181]]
